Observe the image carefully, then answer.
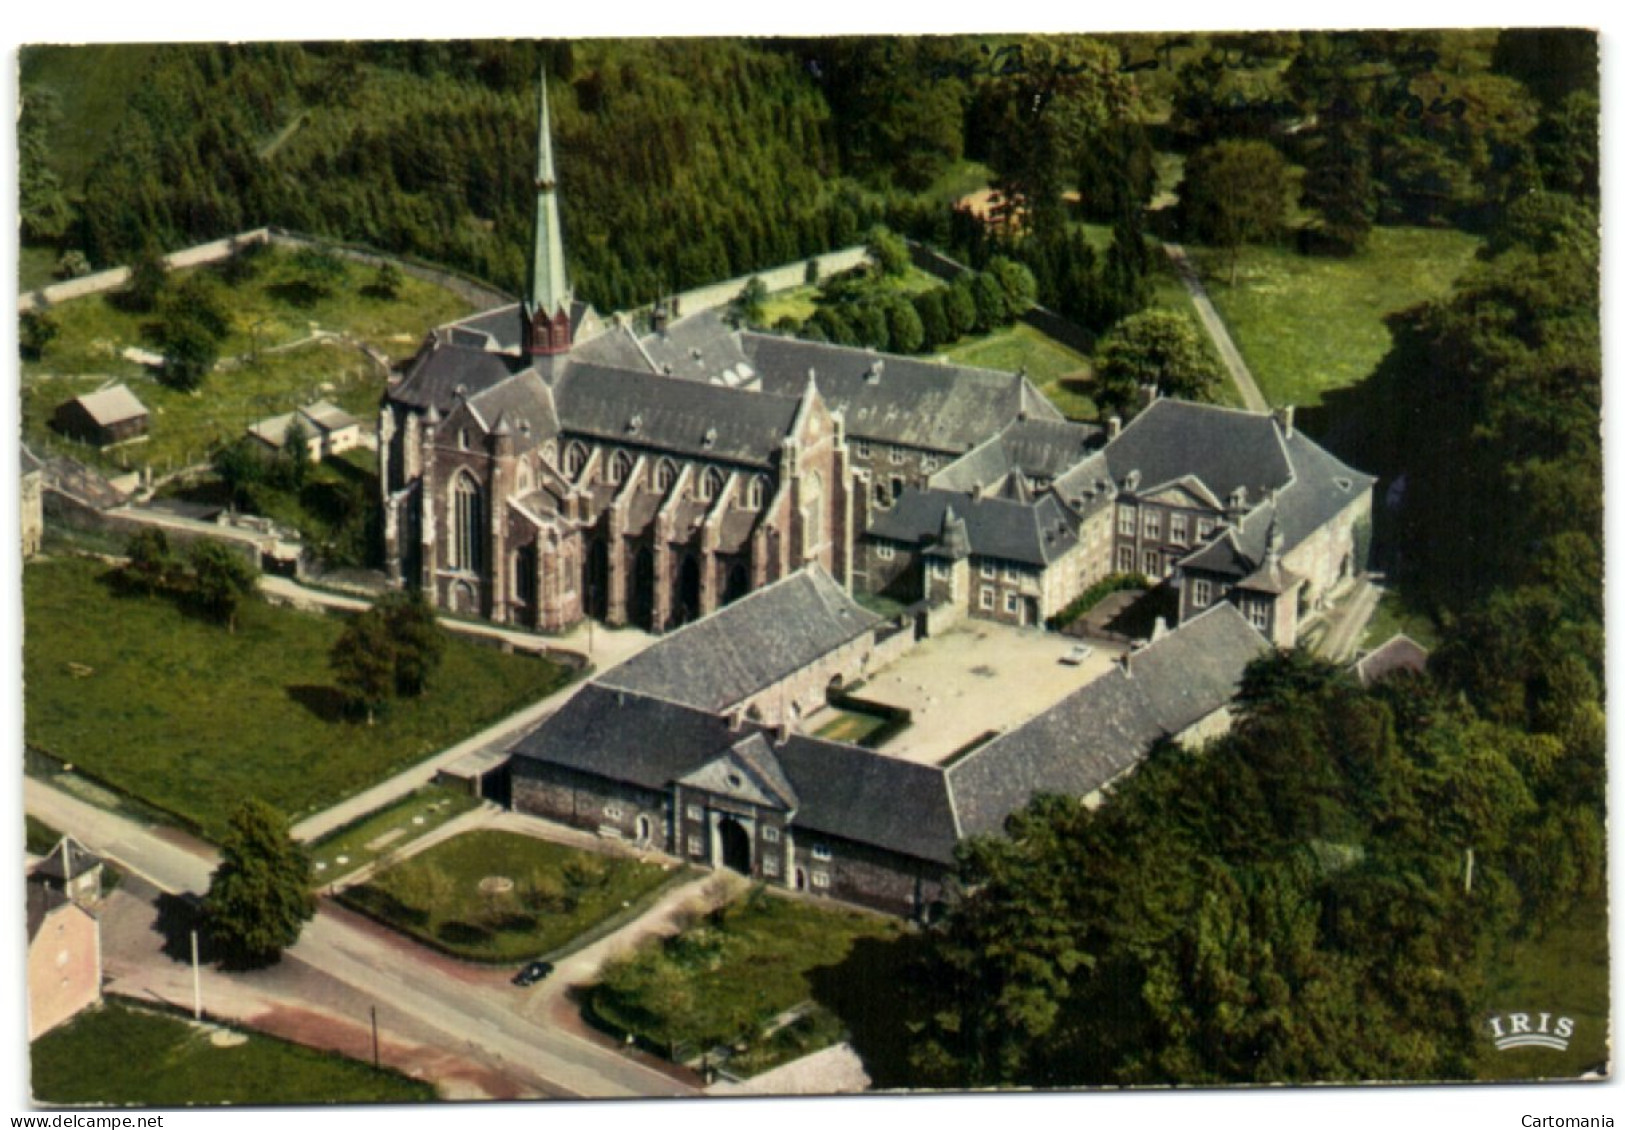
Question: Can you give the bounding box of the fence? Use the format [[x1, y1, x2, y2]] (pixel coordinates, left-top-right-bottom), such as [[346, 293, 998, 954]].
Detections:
[[905, 239, 1099, 356]]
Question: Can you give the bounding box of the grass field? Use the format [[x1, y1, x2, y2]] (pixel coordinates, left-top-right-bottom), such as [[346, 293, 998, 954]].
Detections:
[[590, 886, 899, 1073], [309, 785, 482, 883], [343, 830, 680, 962], [943, 322, 1096, 420], [30, 999, 435, 1106], [1186, 227, 1482, 407], [21, 245, 472, 474], [23, 556, 571, 840], [812, 708, 889, 746], [1476, 898, 1610, 1081]]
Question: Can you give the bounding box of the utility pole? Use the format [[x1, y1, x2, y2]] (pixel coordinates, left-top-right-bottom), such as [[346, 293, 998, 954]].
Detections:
[[190, 930, 202, 1020], [371, 1005, 380, 1068]]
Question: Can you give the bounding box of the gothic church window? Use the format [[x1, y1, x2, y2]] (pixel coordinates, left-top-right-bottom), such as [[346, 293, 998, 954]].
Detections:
[[656, 458, 678, 491], [450, 472, 484, 573], [608, 450, 633, 485], [565, 442, 588, 477], [699, 466, 725, 502], [748, 475, 768, 509]]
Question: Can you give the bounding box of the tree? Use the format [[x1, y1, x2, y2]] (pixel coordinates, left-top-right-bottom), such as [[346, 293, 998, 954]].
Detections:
[[969, 272, 1008, 333], [913, 288, 950, 351], [124, 528, 178, 596], [20, 310, 58, 362], [366, 262, 405, 300], [19, 86, 72, 243], [866, 225, 910, 278], [120, 245, 170, 314], [885, 297, 926, 355], [330, 607, 397, 724], [1179, 140, 1289, 284], [189, 541, 258, 632], [380, 590, 445, 697], [276, 418, 311, 491], [213, 437, 267, 510], [158, 315, 220, 392], [1094, 310, 1225, 413], [988, 257, 1038, 317], [54, 250, 92, 280], [725, 276, 768, 328], [203, 798, 316, 965], [944, 277, 978, 339], [284, 246, 347, 307]]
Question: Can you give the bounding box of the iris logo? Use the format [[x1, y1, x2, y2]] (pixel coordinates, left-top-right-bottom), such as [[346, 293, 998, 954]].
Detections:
[[1487, 1011, 1576, 1051]]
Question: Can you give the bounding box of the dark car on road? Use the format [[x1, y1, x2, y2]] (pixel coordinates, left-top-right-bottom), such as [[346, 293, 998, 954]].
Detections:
[[512, 960, 554, 987]]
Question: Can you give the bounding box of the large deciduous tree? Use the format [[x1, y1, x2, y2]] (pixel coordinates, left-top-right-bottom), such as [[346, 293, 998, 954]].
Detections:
[[1094, 309, 1224, 413], [380, 590, 445, 697], [1179, 140, 1289, 283], [330, 607, 397, 724], [188, 541, 258, 632], [203, 798, 316, 965]]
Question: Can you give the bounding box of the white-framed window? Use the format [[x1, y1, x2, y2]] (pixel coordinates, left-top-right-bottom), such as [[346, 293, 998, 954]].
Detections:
[[980, 587, 994, 610], [604, 803, 623, 820], [931, 560, 950, 581], [812, 870, 830, 889], [1118, 507, 1136, 536], [1198, 517, 1215, 540], [1117, 546, 1135, 571], [686, 804, 703, 822], [762, 855, 780, 877], [811, 844, 832, 861], [565, 442, 588, 477], [1142, 509, 1161, 539], [1247, 600, 1270, 631], [656, 458, 678, 491], [980, 561, 996, 580], [922, 455, 939, 472], [876, 543, 896, 562], [748, 475, 769, 508], [1004, 591, 1018, 614], [1170, 513, 1188, 545], [1192, 578, 1212, 608], [1003, 563, 1020, 583], [762, 826, 781, 843], [458, 428, 470, 451], [856, 440, 872, 459], [450, 472, 484, 573], [608, 449, 632, 485], [688, 837, 705, 857], [1142, 550, 1159, 575], [889, 446, 904, 465], [699, 466, 725, 502]]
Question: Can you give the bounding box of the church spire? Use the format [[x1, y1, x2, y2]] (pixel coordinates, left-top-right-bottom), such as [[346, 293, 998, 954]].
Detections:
[[525, 65, 572, 356]]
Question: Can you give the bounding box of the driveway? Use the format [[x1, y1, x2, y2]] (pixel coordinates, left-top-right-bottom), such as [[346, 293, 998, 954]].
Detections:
[[1162, 242, 1270, 413]]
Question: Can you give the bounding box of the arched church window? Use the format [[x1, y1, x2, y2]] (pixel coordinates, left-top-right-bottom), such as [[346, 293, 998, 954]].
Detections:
[[517, 459, 534, 494], [541, 440, 558, 467], [802, 470, 824, 549], [609, 450, 633, 485], [699, 466, 725, 502], [450, 471, 484, 573], [748, 475, 769, 509], [565, 442, 588, 477], [656, 458, 679, 492]]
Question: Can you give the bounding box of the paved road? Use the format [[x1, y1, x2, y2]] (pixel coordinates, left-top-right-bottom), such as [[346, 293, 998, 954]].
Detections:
[[1162, 243, 1270, 413], [25, 776, 698, 1099]]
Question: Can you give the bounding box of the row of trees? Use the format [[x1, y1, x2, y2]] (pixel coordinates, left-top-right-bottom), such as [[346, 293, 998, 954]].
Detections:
[[328, 592, 446, 724], [123, 528, 259, 632]]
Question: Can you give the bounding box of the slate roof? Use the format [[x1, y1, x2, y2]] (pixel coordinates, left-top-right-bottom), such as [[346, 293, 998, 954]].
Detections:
[[572, 321, 658, 371], [774, 736, 960, 864], [391, 342, 527, 411], [598, 567, 882, 713], [998, 417, 1103, 480], [1355, 634, 1430, 685], [867, 488, 1080, 567], [70, 385, 148, 426], [640, 311, 757, 388], [554, 363, 800, 468], [465, 370, 560, 452], [1106, 398, 1292, 503], [742, 334, 1054, 452], [22, 445, 44, 476], [33, 836, 104, 885], [449, 299, 592, 353], [300, 400, 361, 433], [946, 603, 1269, 837]]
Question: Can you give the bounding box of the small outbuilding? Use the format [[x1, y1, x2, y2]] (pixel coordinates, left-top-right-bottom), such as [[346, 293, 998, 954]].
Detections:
[[52, 384, 150, 447], [247, 400, 364, 462]]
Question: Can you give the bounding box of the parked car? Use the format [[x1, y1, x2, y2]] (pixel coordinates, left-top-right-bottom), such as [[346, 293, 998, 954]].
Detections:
[[1061, 644, 1094, 666], [512, 960, 554, 987]]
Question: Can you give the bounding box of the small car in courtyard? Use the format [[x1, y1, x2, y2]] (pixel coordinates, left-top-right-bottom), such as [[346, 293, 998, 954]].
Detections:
[[512, 960, 554, 987], [1061, 644, 1094, 666]]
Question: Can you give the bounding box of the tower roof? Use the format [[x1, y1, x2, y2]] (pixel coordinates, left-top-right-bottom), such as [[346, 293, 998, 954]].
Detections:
[[528, 67, 570, 322]]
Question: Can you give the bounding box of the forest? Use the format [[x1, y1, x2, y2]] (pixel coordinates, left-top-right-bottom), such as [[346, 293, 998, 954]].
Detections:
[[19, 29, 1604, 1085]]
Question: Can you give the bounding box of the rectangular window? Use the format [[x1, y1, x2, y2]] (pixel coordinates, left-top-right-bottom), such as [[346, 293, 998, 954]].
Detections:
[[686, 804, 703, 822], [980, 561, 996, 579], [856, 441, 872, 459], [762, 855, 780, 877], [922, 455, 939, 472], [1170, 513, 1188, 545], [890, 476, 905, 501], [812, 844, 832, 861], [876, 543, 895, 562], [890, 446, 905, 465], [1248, 600, 1270, 631], [1117, 546, 1135, 572], [1192, 579, 1212, 608], [1142, 509, 1161, 539], [812, 871, 830, 889], [1198, 517, 1215, 540], [1003, 563, 1020, 583], [1142, 550, 1159, 576], [762, 826, 780, 843], [931, 560, 950, 581], [980, 587, 994, 610], [1004, 591, 1018, 614], [1118, 507, 1135, 536], [604, 803, 623, 820]]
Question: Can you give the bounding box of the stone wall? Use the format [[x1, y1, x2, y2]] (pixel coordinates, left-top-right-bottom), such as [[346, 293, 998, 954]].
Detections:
[[19, 230, 271, 313]]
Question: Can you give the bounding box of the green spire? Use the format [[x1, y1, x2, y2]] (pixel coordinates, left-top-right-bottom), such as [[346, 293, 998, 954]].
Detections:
[[528, 66, 569, 320]]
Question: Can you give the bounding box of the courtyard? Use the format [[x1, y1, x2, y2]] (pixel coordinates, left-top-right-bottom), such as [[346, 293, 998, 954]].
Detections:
[[813, 620, 1126, 765]]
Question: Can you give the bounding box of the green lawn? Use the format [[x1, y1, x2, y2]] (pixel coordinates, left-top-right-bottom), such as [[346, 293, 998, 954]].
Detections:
[[943, 322, 1096, 420], [1476, 898, 1610, 1081], [22, 245, 471, 474], [1184, 227, 1482, 407], [23, 556, 571, 840], [590, 887, 899, 1073], [309, 785, 482, 883], [30, 999, 435, 1106], [343, 830, 681, 962], [758, 285, 820, 326], [25, 815, 64, 856], [813, 709, 889, 746]]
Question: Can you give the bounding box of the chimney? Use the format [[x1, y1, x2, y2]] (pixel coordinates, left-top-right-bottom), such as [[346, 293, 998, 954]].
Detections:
[[1107, 414, 1122, 440], [1276, 404, 1296, 438], [651, 303, 669, 334], [1138, 384, 1160, 410]]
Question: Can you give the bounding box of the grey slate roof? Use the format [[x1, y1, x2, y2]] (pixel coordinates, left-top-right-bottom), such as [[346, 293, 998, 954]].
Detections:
[[510, 685, 959, 864], [572, 322, 658, 371], [554, 362, 800, 469], [392, 342, 527, 412], [465, 370, 560, 452], [639, 311, 756, 387], [1355, 634, 1430, 685], [998, 417, 1103, 480], [946, 602, 1269, 837], [449, 299, 592, 353], [33, 836, 104, 885], [1106, 399, 1292, 503], [742, 333, 1054, 452], [868, 488, 1080, 567], [597, 567, 883, 713]]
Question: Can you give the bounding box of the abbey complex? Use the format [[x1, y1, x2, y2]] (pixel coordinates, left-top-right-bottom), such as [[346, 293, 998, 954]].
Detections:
[[379, 79, 1377, 915]]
